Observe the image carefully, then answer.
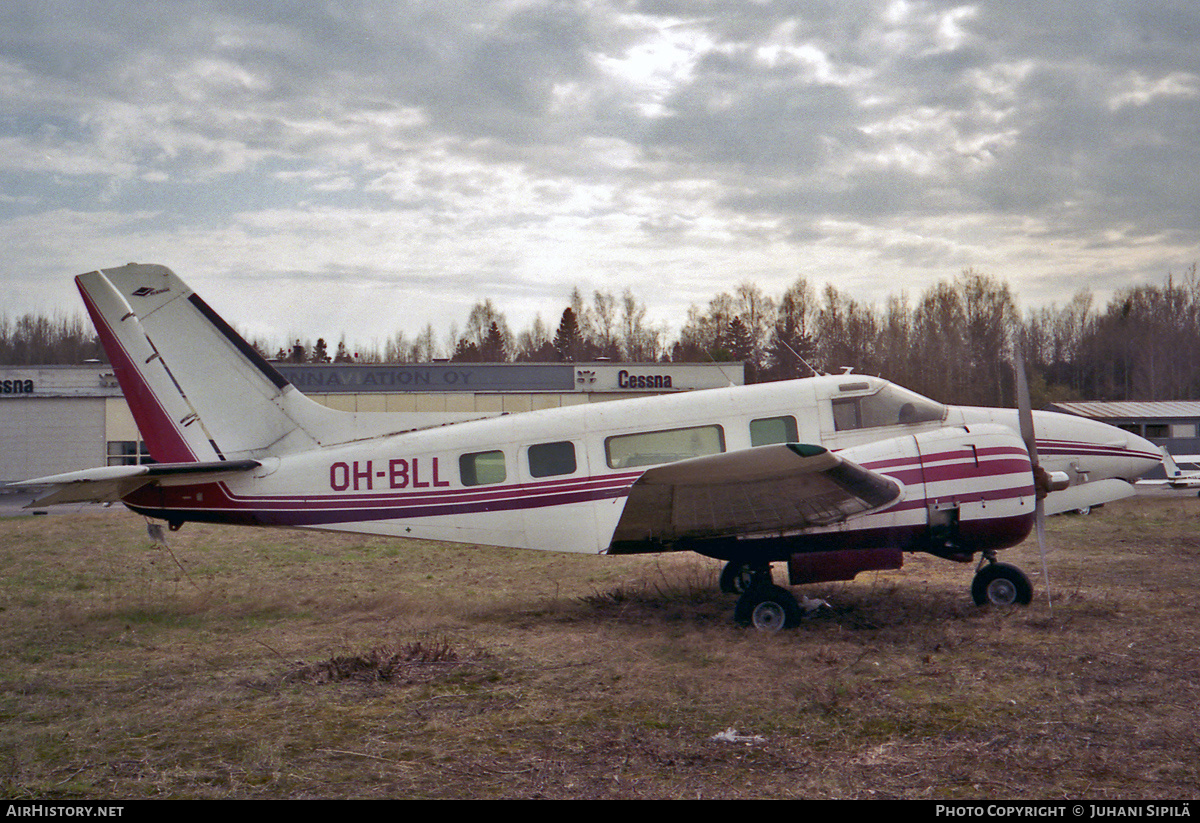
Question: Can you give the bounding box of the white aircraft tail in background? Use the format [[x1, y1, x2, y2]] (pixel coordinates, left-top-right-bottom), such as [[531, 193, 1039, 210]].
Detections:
[[1137, 448, 1200, 492], [12, 264, 1164, 630]]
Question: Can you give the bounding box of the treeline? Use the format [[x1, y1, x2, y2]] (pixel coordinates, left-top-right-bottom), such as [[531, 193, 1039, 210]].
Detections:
[[1024, 266, 1200, 403], [0, 313, 107, 365], [662, 264, 1200, 407], [8, 266, 1200, 408]]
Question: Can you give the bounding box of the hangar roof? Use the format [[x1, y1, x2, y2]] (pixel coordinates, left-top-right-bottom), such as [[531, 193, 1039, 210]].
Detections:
[[1047, 400, 1200, 420]]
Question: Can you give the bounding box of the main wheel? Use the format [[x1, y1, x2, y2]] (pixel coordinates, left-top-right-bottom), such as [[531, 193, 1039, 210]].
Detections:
[[719, 561, 756, 594], [971, 562, 1034, 606], [734, 584, 803, 632]]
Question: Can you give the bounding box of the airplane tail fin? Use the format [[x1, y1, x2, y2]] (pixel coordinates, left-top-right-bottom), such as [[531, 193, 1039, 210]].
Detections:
[[78, 263, 387, 462], [1161, 447, 1181, 478]]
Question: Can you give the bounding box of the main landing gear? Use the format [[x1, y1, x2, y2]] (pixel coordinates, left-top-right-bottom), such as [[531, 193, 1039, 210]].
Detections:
[[971, 554, 1034, 606], [721, 562, 804, 633], [722, 552, 1036, 630], [718, 560, 756, 594]]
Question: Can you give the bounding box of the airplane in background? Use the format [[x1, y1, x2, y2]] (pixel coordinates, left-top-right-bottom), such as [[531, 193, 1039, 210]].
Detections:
[[1137, 448, 1200, 494], [12, 264, 1163, 630]]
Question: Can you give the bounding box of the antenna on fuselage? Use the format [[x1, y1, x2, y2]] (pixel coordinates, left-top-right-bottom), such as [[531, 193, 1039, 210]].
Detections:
[[693, 345, 750, 387], [779, 338, 823, 378]]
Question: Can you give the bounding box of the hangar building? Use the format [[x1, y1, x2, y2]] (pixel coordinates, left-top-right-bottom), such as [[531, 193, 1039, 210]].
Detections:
[[0, 361, 744, 485]]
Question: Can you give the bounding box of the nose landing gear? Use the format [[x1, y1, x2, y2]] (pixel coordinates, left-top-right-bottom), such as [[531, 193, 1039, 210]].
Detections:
[[971, 554, 1034, 606]]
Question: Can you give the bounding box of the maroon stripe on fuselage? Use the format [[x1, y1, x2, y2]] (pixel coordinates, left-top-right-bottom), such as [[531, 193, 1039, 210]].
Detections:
[[123, 480, 632, 527], [214, 470, 643, 508], [121, 448, 1035, 530]]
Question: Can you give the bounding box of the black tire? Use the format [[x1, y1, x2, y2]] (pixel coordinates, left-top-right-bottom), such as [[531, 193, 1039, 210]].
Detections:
[[719, 561, 755, 594], [733, 584, 803, 632], [971, 562, 1034, 606]]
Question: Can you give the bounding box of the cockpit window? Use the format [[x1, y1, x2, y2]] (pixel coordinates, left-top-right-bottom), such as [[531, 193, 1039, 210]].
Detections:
[[832, 384, 946, 431]]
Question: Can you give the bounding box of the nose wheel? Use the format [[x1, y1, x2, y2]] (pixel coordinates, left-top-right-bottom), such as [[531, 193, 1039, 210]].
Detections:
[[971, 560, 1033, 606]]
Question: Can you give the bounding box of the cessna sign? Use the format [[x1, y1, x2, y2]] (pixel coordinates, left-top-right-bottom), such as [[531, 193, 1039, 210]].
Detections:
[[276, 363, 742, 393], [0, 379, 34, 395], [617, 370, 673, 390]]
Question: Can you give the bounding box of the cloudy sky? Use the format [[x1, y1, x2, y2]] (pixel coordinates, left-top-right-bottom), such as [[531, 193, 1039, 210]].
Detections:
[[1, 0, 1197, 352]]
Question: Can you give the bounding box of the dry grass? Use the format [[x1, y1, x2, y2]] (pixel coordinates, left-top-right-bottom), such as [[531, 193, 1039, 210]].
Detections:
[[0, 495, 1197, 799]]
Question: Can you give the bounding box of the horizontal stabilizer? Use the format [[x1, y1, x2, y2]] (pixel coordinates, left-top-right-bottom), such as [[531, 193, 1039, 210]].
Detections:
[[608, 443, 903, 553], [11, 460, 260, 507]]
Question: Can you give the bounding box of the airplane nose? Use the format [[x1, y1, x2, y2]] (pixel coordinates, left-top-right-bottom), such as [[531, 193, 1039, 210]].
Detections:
[[1033, 411, 1163, 484], [1123, 431, 1164, 480]]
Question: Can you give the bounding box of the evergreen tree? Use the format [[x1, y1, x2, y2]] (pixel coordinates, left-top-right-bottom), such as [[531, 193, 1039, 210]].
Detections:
[[311, 337, 330, 363], [451, 338, 481, 362], [480, 321, 506, 362], [554, 307, 586, 361]]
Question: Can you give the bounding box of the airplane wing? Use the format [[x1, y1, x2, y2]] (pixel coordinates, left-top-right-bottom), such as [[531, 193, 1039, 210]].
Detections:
[[1135, 448, 1200, 489], [1136, 477, 1200, 489], [607, 443, 902, 554], [1043, 478, 1138, 514], [10, 460, 261, 507]]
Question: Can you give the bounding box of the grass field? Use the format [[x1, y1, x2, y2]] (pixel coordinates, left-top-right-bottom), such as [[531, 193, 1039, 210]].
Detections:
[[1, 495, 1197, 799]]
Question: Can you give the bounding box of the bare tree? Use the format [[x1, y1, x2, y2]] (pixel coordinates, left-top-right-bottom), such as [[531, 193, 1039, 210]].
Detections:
[[455, 299, 512, 362], [816, 284, 878, 376], [764, 277, 818, 381], [620, 288, 660, 362], [0, 311, 106, 365], [591, 290, 620, 359]]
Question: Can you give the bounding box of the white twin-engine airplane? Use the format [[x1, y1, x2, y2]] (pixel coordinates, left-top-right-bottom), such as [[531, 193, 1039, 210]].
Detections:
[[15, 264, 1162, 631]]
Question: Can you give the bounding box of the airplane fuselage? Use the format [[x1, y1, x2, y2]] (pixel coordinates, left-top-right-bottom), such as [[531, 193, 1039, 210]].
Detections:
[[120, 374, 1160, 566]]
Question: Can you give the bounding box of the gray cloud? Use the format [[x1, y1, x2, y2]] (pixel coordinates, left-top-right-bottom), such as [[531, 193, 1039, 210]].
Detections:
[[0, 0, 1196, 345]]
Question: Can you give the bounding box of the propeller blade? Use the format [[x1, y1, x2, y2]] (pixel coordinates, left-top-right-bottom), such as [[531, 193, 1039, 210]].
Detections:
[[1036, 497, 1052, 611], [1014, 336, 1052, 610], [1012, 338, 1039, 468]]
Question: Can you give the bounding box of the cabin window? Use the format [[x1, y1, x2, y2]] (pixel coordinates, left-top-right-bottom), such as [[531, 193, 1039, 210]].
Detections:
[[528, 441, 577, 478], [833, 384, 946, 431], [460, 450, 506, 486], [605, 425, 725, 469], [750, 416, 798, 446]]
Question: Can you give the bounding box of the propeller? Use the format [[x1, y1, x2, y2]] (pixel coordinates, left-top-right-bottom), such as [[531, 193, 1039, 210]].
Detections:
[[1012, 338, 1052, 610]]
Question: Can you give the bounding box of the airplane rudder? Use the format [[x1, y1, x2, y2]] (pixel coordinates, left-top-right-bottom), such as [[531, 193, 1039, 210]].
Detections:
[[75, 268, 213, 463]]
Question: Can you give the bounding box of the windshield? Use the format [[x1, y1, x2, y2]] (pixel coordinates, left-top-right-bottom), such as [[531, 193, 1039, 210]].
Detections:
[[832, 383, 946, 431]]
